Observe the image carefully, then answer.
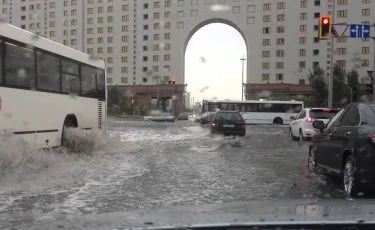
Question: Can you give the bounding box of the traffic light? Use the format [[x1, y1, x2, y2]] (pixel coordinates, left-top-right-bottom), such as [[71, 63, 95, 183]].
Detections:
[[172, 79, 176, 85], [319, 16, 332, 39], [131, 98, 135, 105], [366, 76, 373, 95], [351, 87, 357, 103]]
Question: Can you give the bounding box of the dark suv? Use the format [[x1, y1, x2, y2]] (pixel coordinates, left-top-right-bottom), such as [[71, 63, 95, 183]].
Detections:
[[209, 111, 246, 137]]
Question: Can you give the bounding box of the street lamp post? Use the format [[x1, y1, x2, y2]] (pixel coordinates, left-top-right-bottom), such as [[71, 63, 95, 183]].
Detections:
[[240, 56, 246, 101], [182, 84, 187, 112]]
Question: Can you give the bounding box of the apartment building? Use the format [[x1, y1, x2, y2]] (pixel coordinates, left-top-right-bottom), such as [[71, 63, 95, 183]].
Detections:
[[1, 0, 374, 93]]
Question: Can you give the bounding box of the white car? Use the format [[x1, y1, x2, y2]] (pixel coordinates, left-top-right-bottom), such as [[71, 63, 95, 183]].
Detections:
[[289, 108, 340, 141], [144, 112, 175, 122]]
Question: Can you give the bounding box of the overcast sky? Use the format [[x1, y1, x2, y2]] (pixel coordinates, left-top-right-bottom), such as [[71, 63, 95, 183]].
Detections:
[[185, 23, 247, 104]]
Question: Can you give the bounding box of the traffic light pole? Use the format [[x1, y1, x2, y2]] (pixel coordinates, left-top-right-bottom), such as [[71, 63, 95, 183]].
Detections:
[[372, 26, 375, 102], [328, 0, 336, 108]]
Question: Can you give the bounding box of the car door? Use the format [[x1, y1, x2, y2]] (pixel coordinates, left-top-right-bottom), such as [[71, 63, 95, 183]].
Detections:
[[292, 109, 306, 135], [327, 106, 360, 171], [296, 109, 307, 132], [315, 108, 346, 168], [290, 110, 303, 135]]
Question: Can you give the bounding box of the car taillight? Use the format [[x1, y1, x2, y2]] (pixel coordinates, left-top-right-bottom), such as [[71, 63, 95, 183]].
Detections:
[[212, 123, 216, 128], [306, 117, 315, 123], [241, 124, 246, 129], [371, 134, 375, 143]]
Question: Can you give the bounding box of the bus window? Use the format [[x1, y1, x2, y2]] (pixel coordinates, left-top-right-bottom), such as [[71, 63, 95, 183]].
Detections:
[[240, 105, 246, 112], [96, 69, 105, 100], [61, 59, 80, 94], [250, 104, 259, 112], [81, 65, 97, 97], [208, 103, 219, 112], [227, 103, 234, 111], [62, 74, 80, 94], [292, 104, 303, 113], [234, 104, 240, 111], [5, 42, 35, 88], [259, 103, 271, 112], [37, 51, 61, 92], [202, 104, 207, 113], [245, 105, 252, 112], [271, 104, 285, 113], [62, 59, 79, 75]]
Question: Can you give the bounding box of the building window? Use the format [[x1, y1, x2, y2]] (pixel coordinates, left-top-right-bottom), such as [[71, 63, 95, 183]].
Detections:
[[262, 74, 269, 81], [276, 74, 284, 81]]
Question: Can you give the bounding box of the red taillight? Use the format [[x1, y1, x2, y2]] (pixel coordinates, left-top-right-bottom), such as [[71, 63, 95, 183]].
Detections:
[[241, 124, 246, 129], [371, 134, 375, 143], [212, 123, 216, 128], [306, 117, 315, 123]]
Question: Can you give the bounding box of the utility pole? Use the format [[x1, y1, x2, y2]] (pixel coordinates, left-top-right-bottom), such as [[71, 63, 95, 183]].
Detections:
[[372, 22, 375, 102], [328, 0, 336, 108], [154, 76, 160, 109], [240, 56, 246, 101]]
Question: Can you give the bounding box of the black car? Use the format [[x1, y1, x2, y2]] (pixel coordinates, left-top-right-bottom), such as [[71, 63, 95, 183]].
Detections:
[[209, 110, 246, 137], [309, 103, 375, 196]]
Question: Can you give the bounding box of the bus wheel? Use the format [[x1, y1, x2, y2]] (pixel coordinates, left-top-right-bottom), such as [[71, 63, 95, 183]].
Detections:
[[273, 117, 283, 125], [62, 117, 77, 147]]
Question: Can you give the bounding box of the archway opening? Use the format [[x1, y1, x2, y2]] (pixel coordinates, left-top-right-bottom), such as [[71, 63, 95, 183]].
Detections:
[[184, 23, 247, 108]]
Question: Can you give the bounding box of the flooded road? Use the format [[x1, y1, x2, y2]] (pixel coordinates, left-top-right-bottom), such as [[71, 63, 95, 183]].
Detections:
[[0, 121, 345, 228]]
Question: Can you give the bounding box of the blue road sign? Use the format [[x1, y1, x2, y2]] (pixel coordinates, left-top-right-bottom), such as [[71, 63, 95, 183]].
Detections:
[[350, 24, 371, 38]]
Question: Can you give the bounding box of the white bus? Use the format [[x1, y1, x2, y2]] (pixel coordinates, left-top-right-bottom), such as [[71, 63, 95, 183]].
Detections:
[[200, 99, 304, 125], [0, 24, 106, 149]]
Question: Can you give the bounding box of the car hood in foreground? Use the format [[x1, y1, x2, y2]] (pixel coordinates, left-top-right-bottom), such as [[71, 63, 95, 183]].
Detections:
[[12, 199, 375, 229]]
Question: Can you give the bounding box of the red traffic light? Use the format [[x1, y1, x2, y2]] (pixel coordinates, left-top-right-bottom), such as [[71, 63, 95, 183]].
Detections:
[[172, 79, 176, 85], [319, 16, 332, 39], [131, 98, 135, 105]]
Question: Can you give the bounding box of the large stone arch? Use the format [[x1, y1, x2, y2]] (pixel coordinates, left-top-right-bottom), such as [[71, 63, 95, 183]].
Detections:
[[181, 18, 249, 85]]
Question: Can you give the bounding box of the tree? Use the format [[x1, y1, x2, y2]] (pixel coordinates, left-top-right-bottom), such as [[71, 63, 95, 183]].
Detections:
[[108, 86, 121, 106], [307, 65, 327, 106], [269, 95, 293, 101], [332, 64, 347, 105], [346, 69, 360, 102]]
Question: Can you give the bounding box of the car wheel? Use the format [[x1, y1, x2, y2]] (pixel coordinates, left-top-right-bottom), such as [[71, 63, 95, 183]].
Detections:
[[289, 128, 297, 141], [308, 146, 317, 172], [343, 155, 358, 197]]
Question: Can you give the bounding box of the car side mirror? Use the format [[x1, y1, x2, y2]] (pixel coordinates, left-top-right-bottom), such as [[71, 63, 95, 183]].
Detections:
[[313, 120, 325, 132], [290, 116, 295, 120]]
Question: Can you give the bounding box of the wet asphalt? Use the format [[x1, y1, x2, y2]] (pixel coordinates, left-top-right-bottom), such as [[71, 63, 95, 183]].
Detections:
[[0, 120, 346, 228]]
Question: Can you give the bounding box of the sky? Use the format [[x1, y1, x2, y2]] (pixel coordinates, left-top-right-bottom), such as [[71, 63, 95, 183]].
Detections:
[[185, 23, 247, 104]]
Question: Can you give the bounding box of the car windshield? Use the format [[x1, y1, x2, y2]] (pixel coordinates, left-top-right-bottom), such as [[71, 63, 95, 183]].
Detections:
[[2, 2, 374, 229], [216, 112, 242, 121], [309, 109, 339, 119]]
